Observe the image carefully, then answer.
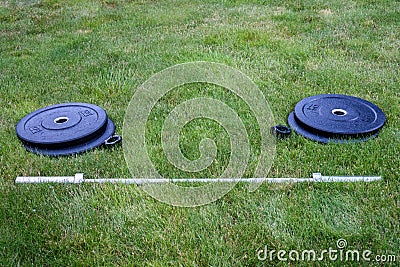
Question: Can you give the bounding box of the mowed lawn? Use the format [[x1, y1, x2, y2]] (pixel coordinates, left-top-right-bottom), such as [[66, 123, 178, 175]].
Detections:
[[1, 0, 399, 266]]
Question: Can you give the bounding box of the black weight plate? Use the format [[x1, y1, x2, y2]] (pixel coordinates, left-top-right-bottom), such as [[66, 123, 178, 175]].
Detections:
[[288, 112, 378, 143], [16, 103, 108, 146], [23, 119, 115, 156], [294, 94, 386, 135]]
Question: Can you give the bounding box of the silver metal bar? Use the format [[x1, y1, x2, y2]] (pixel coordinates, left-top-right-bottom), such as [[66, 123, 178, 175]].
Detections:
[[15, 173, 382, 184]]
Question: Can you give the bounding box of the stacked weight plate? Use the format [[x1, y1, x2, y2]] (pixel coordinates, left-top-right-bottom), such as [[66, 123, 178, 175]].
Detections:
[[16, 103, 120, 156], [288, 94, 386, 143]]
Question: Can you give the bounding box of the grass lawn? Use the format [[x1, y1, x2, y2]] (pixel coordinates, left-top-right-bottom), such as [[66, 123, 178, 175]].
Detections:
[[1, 0, 399, 266]]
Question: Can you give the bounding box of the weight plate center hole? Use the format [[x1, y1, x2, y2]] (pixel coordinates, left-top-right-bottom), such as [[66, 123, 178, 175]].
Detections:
[[54, 116, 69, 124], [331, 109, 347, 116]]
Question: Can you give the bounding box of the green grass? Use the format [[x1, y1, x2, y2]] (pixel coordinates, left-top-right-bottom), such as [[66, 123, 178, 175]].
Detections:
[[1, 0, 399, 265]]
